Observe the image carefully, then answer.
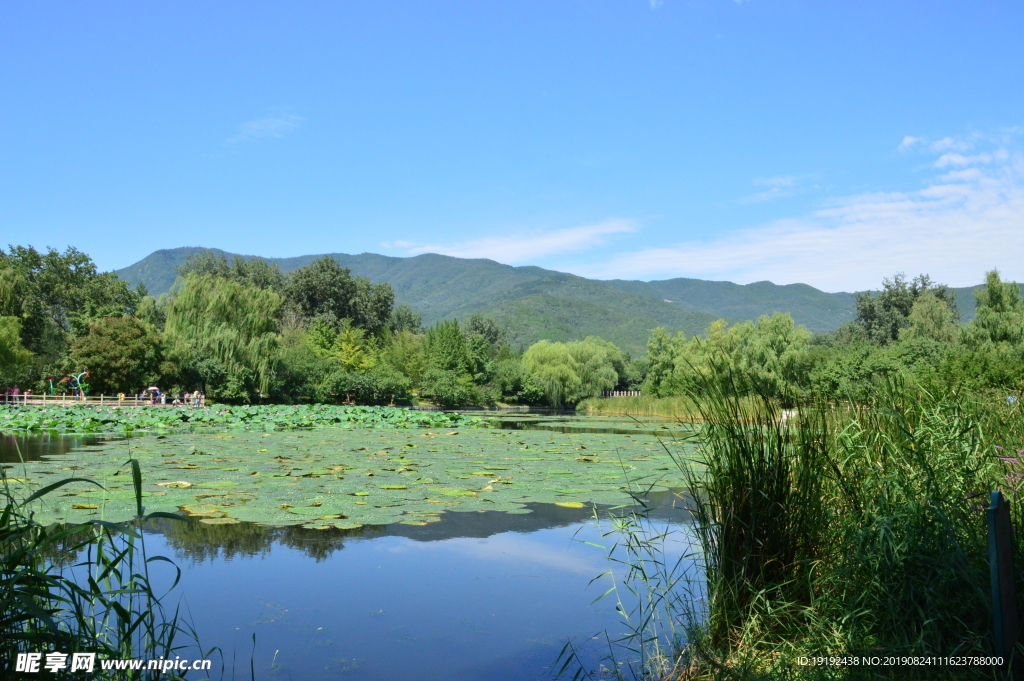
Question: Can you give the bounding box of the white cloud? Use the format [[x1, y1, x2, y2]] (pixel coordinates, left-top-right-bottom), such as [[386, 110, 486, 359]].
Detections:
[[227, 114, 303, 144], [568, 147, 1024, 291], [931, 136, 975, 153], [388, 534, 610, 576], [898, 136, 922, 152], [649, 0, 664, 8], [934, 149, 1008, 168], [386, 218, 638, 264]]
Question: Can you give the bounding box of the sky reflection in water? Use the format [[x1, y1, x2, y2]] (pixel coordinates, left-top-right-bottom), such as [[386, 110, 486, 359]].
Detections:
[[143, 503, 696, 681]]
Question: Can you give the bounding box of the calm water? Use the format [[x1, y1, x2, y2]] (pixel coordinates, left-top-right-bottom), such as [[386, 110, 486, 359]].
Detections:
[[3, 418, 699, 681]]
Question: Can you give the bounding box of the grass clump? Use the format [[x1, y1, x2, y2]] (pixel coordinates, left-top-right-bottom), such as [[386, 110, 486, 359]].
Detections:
[[676, 374, 1015, 680], [577, 396, 703, 420], [1, 456, 206, 679]]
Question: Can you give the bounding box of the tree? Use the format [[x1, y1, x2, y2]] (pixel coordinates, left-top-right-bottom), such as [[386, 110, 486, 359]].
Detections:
[[522, 340, 582, 407], [567, 337, 621, 398], [0, 316, 32, 380], [420, 368, 477, 408], [644, 328, 684, 397], [177, 251, 286, 292], [286, 256, 394, 334], [724, 313, 812, 399], [350, 277, 395, 336], [389, 305, 422, 334], [423, 320, 469, 374], [490, 358, 545, 404], [308, 319, 377, 371], [69, 317, 162, 394], [853, 273, 957, 345], [900, 292, 961, 345], [964, 270, 1024, 346], [0, 246, 140, 360], [642, 314, 810, 401], [465, 314, 506, 347], [380, 330, 426, 384], [164, 274, 283, 401], [320, 364, 411, 404]]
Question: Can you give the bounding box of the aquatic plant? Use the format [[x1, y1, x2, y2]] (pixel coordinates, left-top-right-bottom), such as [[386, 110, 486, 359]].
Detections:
[[677, 375, 1011, 679], [4, 427, 694, 529], [555, 492, 702, 681], [0, 403, 479, 434], [1, 455, 204, 680]]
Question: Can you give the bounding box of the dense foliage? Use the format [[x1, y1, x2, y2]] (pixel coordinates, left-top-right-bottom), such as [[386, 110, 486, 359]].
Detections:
[[643, 269, 1024, 404], [5, 243, 1023, 412], [69, 316, 164, 394], [666, 372, 1022, 680]]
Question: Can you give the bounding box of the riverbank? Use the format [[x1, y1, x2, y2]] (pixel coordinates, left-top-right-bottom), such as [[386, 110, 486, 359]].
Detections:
[[576, 395, 702, 419]]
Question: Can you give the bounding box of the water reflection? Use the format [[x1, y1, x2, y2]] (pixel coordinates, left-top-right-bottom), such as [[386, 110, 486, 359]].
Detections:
[[148, 493, 691, 565], [0, 432, 126, 464], [7, 428, 700, 681], [137, 506, 698, 681], [483, 414, 698, 438]]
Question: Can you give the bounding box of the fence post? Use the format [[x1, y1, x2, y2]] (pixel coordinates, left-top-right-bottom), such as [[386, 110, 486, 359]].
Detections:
[[989, 490, 1022, 677]]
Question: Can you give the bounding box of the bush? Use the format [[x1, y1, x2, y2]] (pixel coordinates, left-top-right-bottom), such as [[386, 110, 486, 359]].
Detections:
[[420, 368, 477, 408]]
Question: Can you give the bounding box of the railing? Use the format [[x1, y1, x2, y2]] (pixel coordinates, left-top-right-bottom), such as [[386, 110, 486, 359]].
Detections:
[[601, 390, 642, 398], [0, 394, 205, 407]]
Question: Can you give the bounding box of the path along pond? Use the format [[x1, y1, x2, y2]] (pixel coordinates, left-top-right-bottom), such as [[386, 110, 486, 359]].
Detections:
[[1, 412, 701, 681]]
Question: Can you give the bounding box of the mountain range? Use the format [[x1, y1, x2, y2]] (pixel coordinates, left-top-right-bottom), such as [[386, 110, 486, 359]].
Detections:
[[116, 247, 982, 356]]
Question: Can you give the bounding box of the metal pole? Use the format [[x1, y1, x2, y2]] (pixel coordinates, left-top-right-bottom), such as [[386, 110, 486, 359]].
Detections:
[[989, 490, 1022, 677]]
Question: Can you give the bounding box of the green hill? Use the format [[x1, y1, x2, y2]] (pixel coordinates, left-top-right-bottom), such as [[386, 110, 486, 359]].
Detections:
[[607, 278, 858, 334], [115, 247, 983, 354], [116, 248, 719, 354]]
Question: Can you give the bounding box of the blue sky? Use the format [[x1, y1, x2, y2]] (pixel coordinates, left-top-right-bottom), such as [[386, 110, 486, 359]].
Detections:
[[2, 1, 1022, 291]]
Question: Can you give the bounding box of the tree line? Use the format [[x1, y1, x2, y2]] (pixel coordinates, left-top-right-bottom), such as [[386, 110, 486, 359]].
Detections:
[[643, 270, 1024, 403], [0, 247, 642, 405], [2, 244, 1021, 407]]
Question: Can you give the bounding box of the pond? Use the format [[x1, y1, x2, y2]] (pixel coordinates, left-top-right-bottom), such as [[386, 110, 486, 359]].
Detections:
[[1, 413, 701, 680]]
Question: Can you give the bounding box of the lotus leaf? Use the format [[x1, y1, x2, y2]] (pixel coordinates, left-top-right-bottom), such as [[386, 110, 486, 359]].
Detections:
[[4, 421, 693, 528]]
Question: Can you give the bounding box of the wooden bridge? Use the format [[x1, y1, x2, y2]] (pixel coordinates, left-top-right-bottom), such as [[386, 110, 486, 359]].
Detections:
[[1, 394, 205, 408]]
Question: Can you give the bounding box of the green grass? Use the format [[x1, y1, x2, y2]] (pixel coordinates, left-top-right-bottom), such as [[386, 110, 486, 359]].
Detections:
[[673, 376, 1017, 680], [1, 455, 204, 680], [577, 396, 704, 420]]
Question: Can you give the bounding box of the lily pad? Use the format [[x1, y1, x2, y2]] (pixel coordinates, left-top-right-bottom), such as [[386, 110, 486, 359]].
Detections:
[[1, 421, 694, 527]]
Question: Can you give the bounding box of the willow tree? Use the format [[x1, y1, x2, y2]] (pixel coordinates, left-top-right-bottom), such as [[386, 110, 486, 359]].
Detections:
[[0, 316, 32, 383], [522, 340, 581, 407], [164, 274, 283, 401]]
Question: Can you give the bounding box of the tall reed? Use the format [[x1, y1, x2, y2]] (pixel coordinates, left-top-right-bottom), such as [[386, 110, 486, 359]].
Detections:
[[577, 396, 704, 420], [1, 452, 205, 679], [554, 493, 703, 681], [679, 373, 1013, 679]]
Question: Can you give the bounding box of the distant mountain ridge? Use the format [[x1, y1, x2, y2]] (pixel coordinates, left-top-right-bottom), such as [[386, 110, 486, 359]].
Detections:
[[116, 247, 982, 355]]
